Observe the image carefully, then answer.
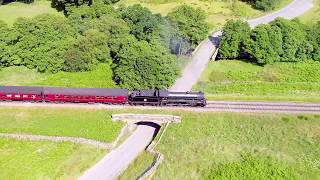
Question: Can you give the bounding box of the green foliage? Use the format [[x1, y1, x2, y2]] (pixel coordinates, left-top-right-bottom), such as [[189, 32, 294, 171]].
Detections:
[[167, 5, 209, 48], [1, 2, 214, 89], [113, 38, 179, 89], [4, 14, 77, 73], [220, 18, 318, 65], [242, 0, 279, 11], [64, 30, 111, 72], [244, 24, 283, 64], [205, 154, 297, 180], [219, 20, 251, 59], [120, 4, 162, 41]]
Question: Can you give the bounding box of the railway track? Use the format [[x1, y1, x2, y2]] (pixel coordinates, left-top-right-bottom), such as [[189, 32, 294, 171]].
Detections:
[[0, 101, 319, 114], [204, 101, 320, 114]]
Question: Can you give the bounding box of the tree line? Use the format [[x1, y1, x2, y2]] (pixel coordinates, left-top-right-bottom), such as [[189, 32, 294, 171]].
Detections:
[[0, 1, 209, 89], [218, 18, 320, 65], [240, 0, 281, 11]]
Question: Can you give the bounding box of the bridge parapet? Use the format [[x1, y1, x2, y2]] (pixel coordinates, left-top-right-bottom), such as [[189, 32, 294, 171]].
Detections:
[[112, 114, 181, 124]]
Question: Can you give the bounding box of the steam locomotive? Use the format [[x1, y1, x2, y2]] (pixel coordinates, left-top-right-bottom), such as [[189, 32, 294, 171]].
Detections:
[[0, 86, 206, 107]]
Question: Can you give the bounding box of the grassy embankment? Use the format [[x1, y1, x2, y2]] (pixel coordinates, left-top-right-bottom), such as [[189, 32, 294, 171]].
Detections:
[[0, 138, 106, 179], [0, 1, 63, 25], [0, 107, 123, 142], [193, 60, 320, 102], [122, 112, 320, 179], [0, 64, 116, 88]]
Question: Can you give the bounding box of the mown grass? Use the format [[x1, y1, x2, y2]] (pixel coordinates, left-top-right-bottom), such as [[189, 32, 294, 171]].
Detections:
[[0, 138, 106, 179], [0, 1, 63, 25], [193, 60, 320, 102], [0, 107, 123, 143], [0, 63, 116, 88], [299, 0, 320, 24], [122, 112, 320, 179]]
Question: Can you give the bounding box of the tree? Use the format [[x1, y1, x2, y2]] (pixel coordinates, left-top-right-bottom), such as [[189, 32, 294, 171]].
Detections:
[[120, 4, 162, 42], [113, 37, 179, 89], [64, 30, 111, 72], [10, 14, 77, 72], [241, 0, 278, 11], [244, 24, 283, 64], [167, 5, 209, 48], [306, 22, 320, 61], [270, 18, 311, 62], [218, 20, 251, 59]]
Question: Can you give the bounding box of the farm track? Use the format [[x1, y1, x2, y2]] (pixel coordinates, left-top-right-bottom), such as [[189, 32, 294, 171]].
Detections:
[[1, 101, 319, 114]]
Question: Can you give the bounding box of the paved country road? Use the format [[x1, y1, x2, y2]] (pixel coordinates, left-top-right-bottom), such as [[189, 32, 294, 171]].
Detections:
[[79, 124, 157, 180]]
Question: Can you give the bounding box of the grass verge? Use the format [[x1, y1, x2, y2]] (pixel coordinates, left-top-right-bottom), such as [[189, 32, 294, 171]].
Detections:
[[193, 60, 320, 103], [122, 112, 320, 179], [0, 107, 123, 143], [0, 1, 63, 25], [0, 63, 116, 88], [0, 138, 106, 179], [118, 152, 154, 179], [299, 0, 320, 24]]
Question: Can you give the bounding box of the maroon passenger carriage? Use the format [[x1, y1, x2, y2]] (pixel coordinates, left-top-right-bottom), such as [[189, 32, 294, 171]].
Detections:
[[42, 87, 128, 104], [0, 86, 43, 102], [0, 86, 128, 104]]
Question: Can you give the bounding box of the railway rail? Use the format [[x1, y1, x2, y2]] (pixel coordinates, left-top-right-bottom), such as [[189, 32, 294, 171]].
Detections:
[[1, 101, 319, 114], [204, 101, 320, 114]]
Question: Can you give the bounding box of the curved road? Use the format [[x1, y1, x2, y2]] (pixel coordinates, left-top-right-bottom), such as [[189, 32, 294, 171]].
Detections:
[[171, 0, 314, 92], [79, 1, 315, 179]]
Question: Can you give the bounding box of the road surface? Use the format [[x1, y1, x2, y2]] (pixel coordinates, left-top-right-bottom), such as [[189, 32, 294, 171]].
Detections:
[[79, 124, 157, 180], [78, 1, 315, 179]]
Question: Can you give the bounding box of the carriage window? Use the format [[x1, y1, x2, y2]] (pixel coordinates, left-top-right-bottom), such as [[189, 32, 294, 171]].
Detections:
[[23, 95, 28, 98], [6, 94, 12, 97], [14, 95, 20, 98]]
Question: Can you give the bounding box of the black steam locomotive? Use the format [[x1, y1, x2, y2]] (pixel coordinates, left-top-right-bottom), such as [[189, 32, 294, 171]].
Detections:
[[130, 90, 206, 107]]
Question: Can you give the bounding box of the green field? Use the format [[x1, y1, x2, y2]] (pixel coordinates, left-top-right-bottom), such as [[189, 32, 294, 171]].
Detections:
[[193, 60, 320, 102], [0, 138, 106, 179], [0, 107, 123, 142], [0, 1, 63, 25], [0, 64, 116, 88], [122, 112, 320, 179]]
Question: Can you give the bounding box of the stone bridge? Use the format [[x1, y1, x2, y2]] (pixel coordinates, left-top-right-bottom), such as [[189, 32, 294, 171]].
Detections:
[[111, 114, 181, 124]]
